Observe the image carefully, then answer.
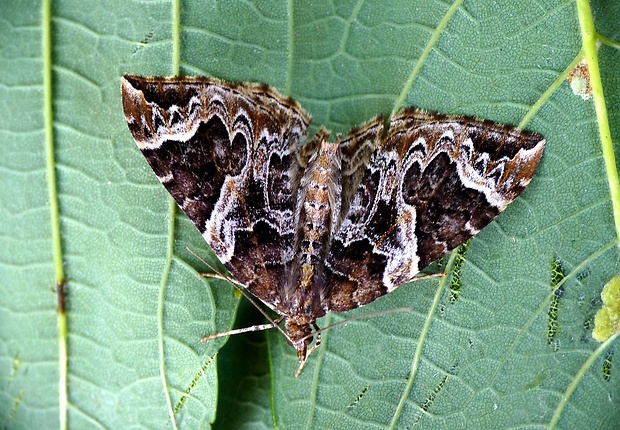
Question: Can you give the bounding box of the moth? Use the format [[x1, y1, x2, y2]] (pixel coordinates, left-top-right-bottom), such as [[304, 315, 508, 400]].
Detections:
[[121, 75, 545, 374]]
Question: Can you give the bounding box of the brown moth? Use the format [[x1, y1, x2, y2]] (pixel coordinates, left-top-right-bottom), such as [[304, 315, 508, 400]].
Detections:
[[121, 75, 545, 375]]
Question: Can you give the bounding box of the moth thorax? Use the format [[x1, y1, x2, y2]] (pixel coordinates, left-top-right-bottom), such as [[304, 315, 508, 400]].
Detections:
[[298, 138, 342, 262], [293, 139, 342, 309]]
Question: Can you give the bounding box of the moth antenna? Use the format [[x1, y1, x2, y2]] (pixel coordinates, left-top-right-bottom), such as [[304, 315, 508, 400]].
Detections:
[[295, 307, 414, 377], [296, 272, 446, 352], [296, 306, 412, 376], [186, 247, 294, 344], [298, 272, 443, 345], [299, 307, 413, 345]]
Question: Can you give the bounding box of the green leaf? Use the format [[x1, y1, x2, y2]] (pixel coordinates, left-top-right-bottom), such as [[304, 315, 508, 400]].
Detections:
[[2, 0, 619, 429]]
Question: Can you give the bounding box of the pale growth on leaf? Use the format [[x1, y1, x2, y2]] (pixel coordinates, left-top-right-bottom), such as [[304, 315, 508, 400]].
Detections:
[[592, 275, 620, 342]]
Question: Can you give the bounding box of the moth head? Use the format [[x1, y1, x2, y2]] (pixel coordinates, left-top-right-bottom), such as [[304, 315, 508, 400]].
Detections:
[[285, 319, 321, 377]]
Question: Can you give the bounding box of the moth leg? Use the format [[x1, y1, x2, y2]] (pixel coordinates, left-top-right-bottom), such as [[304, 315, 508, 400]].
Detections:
[[312, 322, 321, 349], [187, 247, 295, 343], [201, 316, 285, 342]]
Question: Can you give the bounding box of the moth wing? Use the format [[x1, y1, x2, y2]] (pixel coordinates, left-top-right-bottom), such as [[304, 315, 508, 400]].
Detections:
[[338, 116, 384, 220], [121, 75, 311, 306], [325, 108, 545, 312]]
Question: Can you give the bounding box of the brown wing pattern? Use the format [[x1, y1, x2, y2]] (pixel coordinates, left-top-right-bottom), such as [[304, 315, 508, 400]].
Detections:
[[338, 117, 384, 226], [325, 108, 545, 313], [121, 75, 310, 308]]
